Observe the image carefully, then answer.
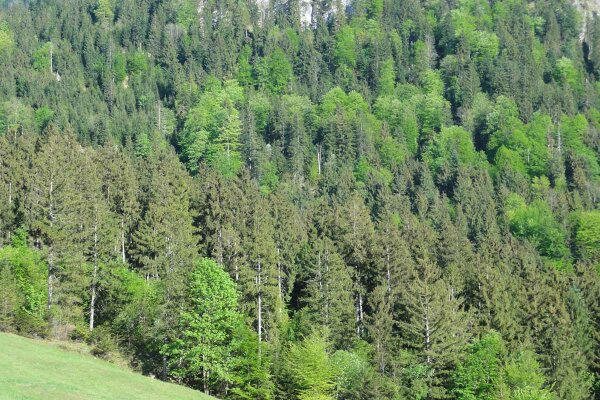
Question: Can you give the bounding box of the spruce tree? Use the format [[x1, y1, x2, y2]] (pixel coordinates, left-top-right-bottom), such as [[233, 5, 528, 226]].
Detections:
[[28, 130, 87, 337], [302, 237, 355, 348], [399, 221, 472, 399], [131, 149, 197, 375], [79, 149, 120, 331]]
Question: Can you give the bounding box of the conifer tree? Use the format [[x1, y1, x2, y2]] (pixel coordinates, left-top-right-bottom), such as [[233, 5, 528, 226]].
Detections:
[[239, 189, 280, 349], [131, 150, 197, 373], [367, 284, 397, 375], [302, 237, 355, 348], [28, 130, 87, 336], [79, 150, 120, 331], [336, 193, 375, 337], [95, 144, 139, 265], [373, 213, 411, 294], [0, 135, 24, 243], [399, 222, 471, 399]]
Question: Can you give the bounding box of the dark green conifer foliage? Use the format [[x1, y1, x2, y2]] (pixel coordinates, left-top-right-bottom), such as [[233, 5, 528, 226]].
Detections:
[[0, 0, 598, 397], [28, 130, 87, 337], [399, 221, 472, 399]]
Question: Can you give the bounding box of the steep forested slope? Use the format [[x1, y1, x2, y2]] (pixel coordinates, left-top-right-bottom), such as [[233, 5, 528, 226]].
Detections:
[[0, 0, 599, 399]]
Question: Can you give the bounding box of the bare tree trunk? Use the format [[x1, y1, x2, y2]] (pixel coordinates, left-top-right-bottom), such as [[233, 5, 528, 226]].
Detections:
[[277, 248, 282, 300], [355, 295, 360, 335], [358, 292, 364, 336], [121, 218, 126, 263], [7, 181, 12, 242], [317, 145, 322, 175], [202, 354, 208, 394], [47, 178, 55, 311], [324, 250, 330, 325], [161, 337, 168, 380], [157, 102, 162, 134], [47, 248, 54, 311], [218, 226, 223, 265], [424, 298, 431, 365], [257, 260, 262, 347], [89, 221, 99, 331], [386, 245, 391, 293]]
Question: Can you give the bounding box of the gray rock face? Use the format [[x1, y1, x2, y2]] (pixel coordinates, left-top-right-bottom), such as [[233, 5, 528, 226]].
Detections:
[[574, 0, 600, 40], [300, 0, 312, 28]]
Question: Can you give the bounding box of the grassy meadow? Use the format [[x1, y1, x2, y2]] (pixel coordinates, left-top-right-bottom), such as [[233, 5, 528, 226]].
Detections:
[[0, 332, 213, 400]]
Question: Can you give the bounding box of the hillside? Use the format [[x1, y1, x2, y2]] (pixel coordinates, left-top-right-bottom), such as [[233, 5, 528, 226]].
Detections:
[[0, 333, 212, 400], [0, 0, 599, 398]]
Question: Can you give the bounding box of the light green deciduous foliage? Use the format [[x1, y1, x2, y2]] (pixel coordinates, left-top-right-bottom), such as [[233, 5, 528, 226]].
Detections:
[[378, 58, 396, 96], [95, 0, 114, 23], [421, 70, 444, 97], [575, 211, 600, 261], [555, 57, 582, 93], [424, 125, 480, 176], [0, 21, 14, 55], [178, 80, 243, 177], [113, 53, 126, 82], [484, 97, 553, 177], [0, 230, 47, 335], [504, 350, 553, 400], [560, 115, 600, 178], [165, 258, 243, 394], [454, 332, 554, 400], [286, 330, 336, 400], [236, 46, 254, 87], [34, 107, 55, 132], [453, 331, 507, 400], [331, 349, 373, 399], [374, 94, 419, 155], [416, 92, 452, 141], [485, 96, 523, 152], [505, 193, 568, 261], [264, 48, 292, 94], [134, 131, 152, 158], [0, 100, 34, 136], [175, 0, 196, 28], [521, 114, 551, 177], [334, 26, 356, 68], [319, 87, 379, 162], [451, 4, 499, 64], [126, 51, 149, 75], [368, 0, 383, 19], [33, 42, 53, 72], [211, 110, 243, 178], [494, 146, 527, 176]]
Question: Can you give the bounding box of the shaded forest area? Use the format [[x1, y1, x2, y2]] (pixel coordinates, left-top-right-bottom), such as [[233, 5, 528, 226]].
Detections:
[[0, 0, 600, 398]]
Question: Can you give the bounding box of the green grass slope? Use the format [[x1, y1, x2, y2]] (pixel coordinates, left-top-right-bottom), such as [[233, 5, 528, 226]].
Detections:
[[0, 332, 213, 400]]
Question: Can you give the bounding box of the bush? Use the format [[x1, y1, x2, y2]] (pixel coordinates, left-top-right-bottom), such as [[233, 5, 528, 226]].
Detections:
[[88, 326, 118, 360]]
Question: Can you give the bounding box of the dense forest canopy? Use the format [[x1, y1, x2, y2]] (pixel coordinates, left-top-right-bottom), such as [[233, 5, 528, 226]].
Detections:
[[0, 0, 599, 398]]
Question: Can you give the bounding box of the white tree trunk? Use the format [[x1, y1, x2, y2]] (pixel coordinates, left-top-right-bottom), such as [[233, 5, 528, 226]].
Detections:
[[89, 221, 99, 331], [257, 260, 262, 347]]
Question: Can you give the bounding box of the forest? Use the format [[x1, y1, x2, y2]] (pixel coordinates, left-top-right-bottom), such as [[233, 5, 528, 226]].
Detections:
[[0, 0, 599, 398]]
